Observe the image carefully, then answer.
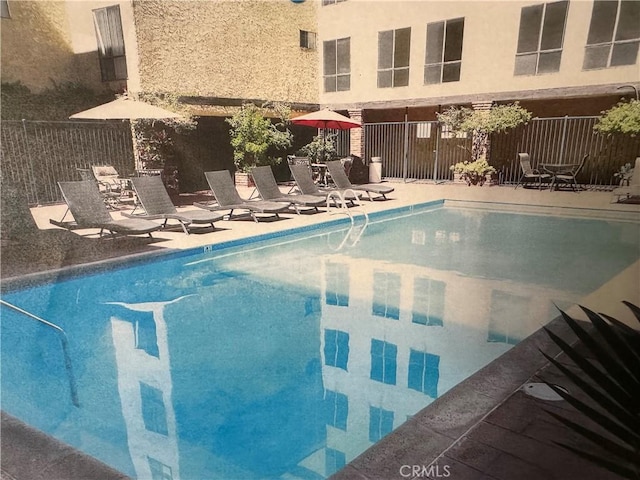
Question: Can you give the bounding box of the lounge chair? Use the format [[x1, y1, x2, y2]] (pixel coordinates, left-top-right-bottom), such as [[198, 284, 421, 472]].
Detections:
[[250, 166, 325, 214], [289, 163, 360, 206], [122, 176, 223, 234], [612, 157, 640, 203], [548, 153, 589, 192], [326, 160, 394, 200], [195, 170, 291, 222], [514, 153, 550, 190], [50, 180, 162, 237]]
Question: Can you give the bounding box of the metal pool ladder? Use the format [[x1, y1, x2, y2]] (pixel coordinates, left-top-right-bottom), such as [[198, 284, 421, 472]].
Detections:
[[0, 299, 80, 407], [326, 188, 369, 251]]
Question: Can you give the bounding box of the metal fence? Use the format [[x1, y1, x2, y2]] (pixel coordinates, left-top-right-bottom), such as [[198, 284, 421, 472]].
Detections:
[[365, 116, 639, 187], [1, 120, 134, 204]]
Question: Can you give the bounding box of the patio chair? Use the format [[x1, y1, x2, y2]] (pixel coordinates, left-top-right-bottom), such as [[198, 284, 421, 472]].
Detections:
[[250, 166, 325, 214], [326, 160, 394, 200], [548, 153, 589, 192], [289, 163, 360, 206], [611, 157, 640, 203], [195, 170, 291, 222], [50, 180, 162, 237], [514, 153, 550, 190], [122, 176, 223, 234]]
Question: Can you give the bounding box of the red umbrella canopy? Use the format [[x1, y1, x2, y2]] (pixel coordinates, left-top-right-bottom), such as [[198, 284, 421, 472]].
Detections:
[[291, 109, 361, 130]]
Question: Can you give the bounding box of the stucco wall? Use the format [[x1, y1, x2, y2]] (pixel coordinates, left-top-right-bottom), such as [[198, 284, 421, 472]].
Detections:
[[132, 0, 319, 104], [1, 1, 81, 91], [318, 0, 639, 108]]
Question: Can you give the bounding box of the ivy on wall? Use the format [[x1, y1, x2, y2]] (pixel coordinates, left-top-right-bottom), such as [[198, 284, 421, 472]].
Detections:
[[0, 81, 114, 120]]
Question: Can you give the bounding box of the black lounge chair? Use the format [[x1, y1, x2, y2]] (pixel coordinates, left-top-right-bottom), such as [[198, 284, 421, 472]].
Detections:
[[548, 153, 589, 192], [288, 163, 360, 206], [250, 166, 325, 214], [326, 160, 394, 200], [50, 181, 162, 237], [195, 170, 291, 222], [514, 153, 551, 190], [122, 176, 223, 234]]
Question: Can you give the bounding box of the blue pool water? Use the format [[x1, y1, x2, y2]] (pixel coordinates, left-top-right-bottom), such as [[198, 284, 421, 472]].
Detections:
[[1, 204, 638, 479]]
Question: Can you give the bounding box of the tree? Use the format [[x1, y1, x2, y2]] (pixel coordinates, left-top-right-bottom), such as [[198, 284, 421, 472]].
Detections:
[[594, 100, 640, 137], [226, 102, 293, 172]]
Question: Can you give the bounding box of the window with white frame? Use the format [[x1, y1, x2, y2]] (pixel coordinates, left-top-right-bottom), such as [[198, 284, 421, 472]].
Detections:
[[1, 0, 10, 19], [372, 271, 401, 320], [514, 1, 568, 76], [424, 18, 464, 84], [370, 339, 397, 385], [378, 27, 411, 88], [92, 5, 127, 81], [369, 406, 394, 442], [323, 37, 351, 92], [583, 0, 640, 69], [300, 30, 316, 50]]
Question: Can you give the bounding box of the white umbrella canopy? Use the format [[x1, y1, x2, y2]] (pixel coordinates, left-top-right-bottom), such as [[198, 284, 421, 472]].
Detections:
[[69, 97, 183, 120]]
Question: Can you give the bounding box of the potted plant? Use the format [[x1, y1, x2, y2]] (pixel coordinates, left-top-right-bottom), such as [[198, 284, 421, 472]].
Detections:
[[226, 102, 293, 186], [450, 156, 497, 186]]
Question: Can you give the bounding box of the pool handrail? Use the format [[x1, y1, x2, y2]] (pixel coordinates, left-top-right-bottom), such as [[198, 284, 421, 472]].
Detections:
[[0, 299, 79, 407]]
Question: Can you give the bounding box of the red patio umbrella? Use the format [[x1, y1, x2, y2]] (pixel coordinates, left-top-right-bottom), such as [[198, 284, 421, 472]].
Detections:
[[291, 109, 361, 162]]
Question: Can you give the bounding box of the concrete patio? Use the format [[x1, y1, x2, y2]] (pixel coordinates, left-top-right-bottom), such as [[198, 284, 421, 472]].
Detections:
[[1, 181, 638, 480]]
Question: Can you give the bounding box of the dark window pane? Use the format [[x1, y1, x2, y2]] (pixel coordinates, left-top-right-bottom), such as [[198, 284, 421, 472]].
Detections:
[[1, 0, 10, 18], [324, 40, 337, 75], [540, 1, 568, 50], [517, 4, 543, 53], [394, 27, 411, 68], [514, 53, 537, 75], [610, 41, 640, 66], [337, 74, 350, 91], [426, 21, 444, 64], [442, 62, 461, 82], [587, 0, 617, 45], [616, 0, 640, 41], [537, 50, 562, 73], [336, 37, 350, 74], [324, 76, 336, 92], [583, 45, 610, 69], [444, 18, 464, 62], [378, 70, 392, 88], [393, 67, 409, 87], [424, 64, 442, 84], [378, 30, 393, 69]]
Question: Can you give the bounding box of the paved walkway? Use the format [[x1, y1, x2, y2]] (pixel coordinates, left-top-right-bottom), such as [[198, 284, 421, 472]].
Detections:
[[1, 181, 639, 480]]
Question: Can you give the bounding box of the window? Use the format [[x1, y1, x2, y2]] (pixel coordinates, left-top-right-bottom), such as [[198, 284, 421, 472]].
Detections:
[[369, 406, 394, 442], [140, 383, 168, 435], [324, 38, 351, 92], [515, 1, 568, 75], [148, 457, 173, 480], [1, 0, 10, 19], [408, 349, 440, 398], [300, 30, 316, 50], [372, 271, 401, 320], [487, 290, 530, 345], [322, 0, 347, 5], [584, 0, 640, 69], [93, 5, 127, 81], [425, 18, 464, 84], [325, 389, 348, 430], [378, 27, 411, 88], [324, 329, 350, 370], [370, 339, 397, 385], [325, 261, 350, 306], [412, 277, 445, 326]]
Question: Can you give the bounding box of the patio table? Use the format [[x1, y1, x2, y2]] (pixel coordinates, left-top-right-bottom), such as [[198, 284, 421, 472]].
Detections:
[[541, 163, 581, 191]]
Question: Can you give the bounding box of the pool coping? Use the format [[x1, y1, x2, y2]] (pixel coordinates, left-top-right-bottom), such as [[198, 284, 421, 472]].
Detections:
[[1, 198, 637, 479]]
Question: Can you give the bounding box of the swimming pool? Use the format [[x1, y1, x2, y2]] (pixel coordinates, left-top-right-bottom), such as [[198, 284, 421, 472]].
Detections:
[[1, 202, 638, 479]]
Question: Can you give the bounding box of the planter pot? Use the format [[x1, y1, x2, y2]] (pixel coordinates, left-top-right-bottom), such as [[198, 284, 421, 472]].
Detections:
[[234, 171, 254, 187]]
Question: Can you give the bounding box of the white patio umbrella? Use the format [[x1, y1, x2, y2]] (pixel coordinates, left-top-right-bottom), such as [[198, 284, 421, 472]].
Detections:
[[69, 97, 183, 170]]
